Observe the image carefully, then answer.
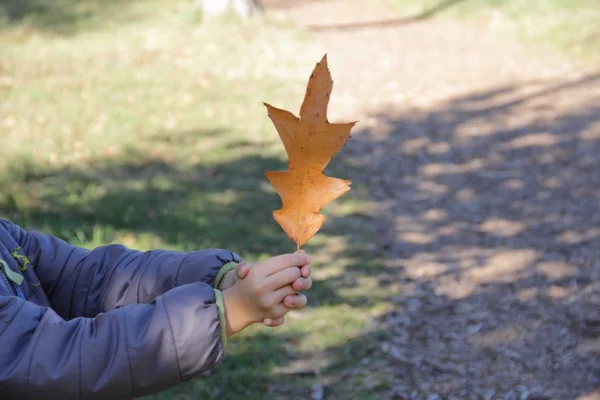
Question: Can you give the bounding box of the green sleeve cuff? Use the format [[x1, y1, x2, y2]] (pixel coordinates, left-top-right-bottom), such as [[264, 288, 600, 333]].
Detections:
[[214, 289, 228, 347], [214, 262, 237, 289]]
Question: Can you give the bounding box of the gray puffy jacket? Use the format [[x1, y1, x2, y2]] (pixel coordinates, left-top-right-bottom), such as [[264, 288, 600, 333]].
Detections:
[[0, 218, 241, 399]]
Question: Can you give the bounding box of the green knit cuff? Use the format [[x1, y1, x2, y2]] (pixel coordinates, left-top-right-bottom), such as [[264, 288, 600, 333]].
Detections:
[[214, 262, 237, 289], [214, 289, 228, 347]]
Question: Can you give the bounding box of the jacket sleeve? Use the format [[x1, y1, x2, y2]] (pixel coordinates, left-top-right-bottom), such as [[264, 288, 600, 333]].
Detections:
[[2, 219, 241, 319], [0, 282, 229, 400]]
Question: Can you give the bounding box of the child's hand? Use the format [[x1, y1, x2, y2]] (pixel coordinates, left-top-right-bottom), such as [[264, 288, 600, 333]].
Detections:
[[222, 252, 311, 337], [262, 261, 312, 328], [219, 255, 312, 327], [219, 260, 312, 293]]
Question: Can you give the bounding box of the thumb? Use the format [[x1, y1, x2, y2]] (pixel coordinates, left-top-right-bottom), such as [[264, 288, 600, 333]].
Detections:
[[235, 261, 251, 279]]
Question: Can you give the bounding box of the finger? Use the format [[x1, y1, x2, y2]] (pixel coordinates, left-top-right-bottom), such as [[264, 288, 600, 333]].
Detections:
[[269, 317, 285, 327], [300, 264, 311, 278], [262, 253, 311, 276], [269, 284, 297, 305], [283, 293, 307, 309], [292, 277, 312, 291], [268, 303, 290, 320], [266, 267, 301, 291], [264, 317, 285, 327], [235, 261, 251, 279]]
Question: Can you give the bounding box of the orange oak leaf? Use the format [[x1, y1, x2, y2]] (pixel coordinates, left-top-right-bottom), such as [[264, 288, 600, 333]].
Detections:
[[263, 54, 356, 250]]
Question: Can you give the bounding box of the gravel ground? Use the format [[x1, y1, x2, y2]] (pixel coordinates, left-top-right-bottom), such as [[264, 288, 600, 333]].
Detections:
[[267, 0, 600, 398]]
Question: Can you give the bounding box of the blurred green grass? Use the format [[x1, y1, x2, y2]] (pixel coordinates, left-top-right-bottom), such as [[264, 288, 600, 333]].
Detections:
[[386, 0, 600, 66], [0, 1, 393, 399]]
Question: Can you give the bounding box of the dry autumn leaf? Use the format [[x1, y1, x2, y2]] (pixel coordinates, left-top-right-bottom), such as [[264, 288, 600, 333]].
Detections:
[[263, 54, 356, 250]]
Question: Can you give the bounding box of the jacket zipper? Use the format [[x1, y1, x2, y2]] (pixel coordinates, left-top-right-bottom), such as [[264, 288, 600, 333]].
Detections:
[[0, 267, 17, 297], [0, 259, 23, 298]]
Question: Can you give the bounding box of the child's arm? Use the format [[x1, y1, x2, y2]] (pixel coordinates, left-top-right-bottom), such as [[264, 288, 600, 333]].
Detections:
[[0, 253, 310, 399], [0, 282, 229, 399], [1, 219, 240, 319]]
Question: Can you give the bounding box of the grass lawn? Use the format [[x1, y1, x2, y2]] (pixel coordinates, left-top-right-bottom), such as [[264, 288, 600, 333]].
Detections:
[[0, 1, 394, 399], [385, 0, 600, 67]]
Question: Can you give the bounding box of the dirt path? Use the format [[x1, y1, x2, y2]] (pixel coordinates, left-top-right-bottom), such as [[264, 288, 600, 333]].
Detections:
[[266, 1, 600, 399]]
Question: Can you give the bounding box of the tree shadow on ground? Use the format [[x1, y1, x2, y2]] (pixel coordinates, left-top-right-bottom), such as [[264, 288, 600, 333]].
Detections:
[[3, 72, 600, 398], [146, 330, 314, 400], [295, 0, 472, 32], [1, 128, 295, 255], [314, 72, 600, 398], [0, 126, 375, 399], [0, 0, 162, 35]]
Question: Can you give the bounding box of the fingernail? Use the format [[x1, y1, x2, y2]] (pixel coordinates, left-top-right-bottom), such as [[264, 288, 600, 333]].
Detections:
[[264, 318, 272, 326]]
